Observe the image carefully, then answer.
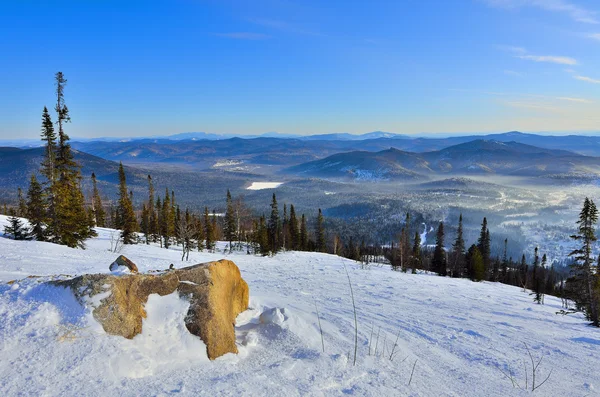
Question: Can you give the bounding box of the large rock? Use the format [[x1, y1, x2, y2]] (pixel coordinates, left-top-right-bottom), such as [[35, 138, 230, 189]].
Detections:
[[52, 259, 249, 360], [109, 255, 139, 273]]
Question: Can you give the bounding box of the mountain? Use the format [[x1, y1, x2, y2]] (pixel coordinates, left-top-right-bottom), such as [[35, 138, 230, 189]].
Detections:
[[283, 139, 600, 180], [284, 148, 429, 180]]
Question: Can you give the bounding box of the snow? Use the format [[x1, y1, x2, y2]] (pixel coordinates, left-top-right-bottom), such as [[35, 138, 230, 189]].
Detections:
[[0, 215, 598, 396], [246, 182, 284, 190]]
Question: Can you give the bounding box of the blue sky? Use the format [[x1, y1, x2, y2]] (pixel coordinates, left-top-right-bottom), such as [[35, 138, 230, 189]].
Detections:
[[1, 0, 599, 139]]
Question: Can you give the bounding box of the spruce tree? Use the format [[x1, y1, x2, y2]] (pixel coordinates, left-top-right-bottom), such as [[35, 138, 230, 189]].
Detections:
[[569, 197, 599, 326], [40, 106, 57, 184], [316, 208, 326, 252], [467, 244, 485, 281], [300, 214, 308, 251], [401, 212, 411, 271], [268, 193, 280, 253], [116, 162, 138, 244], [3, 211, 28, 240], [162, 189, 174, 248], [533, 253, 546, 304], [412, 230, 421, 272], [204, 206, 214, 251], [501, 239, 508, 282], [432, 222, 446, 276], [224, 189, 236, 250], [91, 172, 106, 227], [477, 217, 491, 276], [147, 176, 158, 243], [26, 174, 46, 241], [289, 204, 299, 250], [451, 213, 466, 277], [47, 72, 96, 248]]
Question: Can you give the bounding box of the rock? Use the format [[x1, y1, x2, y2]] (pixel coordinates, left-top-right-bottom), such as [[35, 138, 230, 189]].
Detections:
[[52, 259, 249, 360], [109, 255, 139, 274]]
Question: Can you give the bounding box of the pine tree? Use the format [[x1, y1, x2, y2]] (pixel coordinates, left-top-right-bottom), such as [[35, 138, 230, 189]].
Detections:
[[316, 208, 326, 252], [162, 189, 174, 248], [147, 175, 158, 243], [401, 212, 411, 272], [569, 197, 599, 326], [91, 172, 106, 227], [26, 174, 46, 241], [115, 162, 138, 244], [477, 217, 491, 276], [533, 253, 546, 304], [268, 193, 280, 253], [3, 211, 28, 240], [451, 213, 466, 277], [467, 244, 485, 281], [204, 207, 214, 251], [432, 222, 446, 276], [47, 72, 96, 248], [40, 106, 57, 184], [501, 239, 508, 282], [289, 204, 299, 250], [412, 230, 421, 272], [300, 214, 308, 251], [224, 189, 236, 250]]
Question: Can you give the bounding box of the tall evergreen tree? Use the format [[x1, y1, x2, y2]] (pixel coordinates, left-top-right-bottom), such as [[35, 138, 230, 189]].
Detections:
[[316, 208, 326, 253], [147, 175, 158, 243], [432, 222, 446, 276], [451, 213, 466, 277], [289, 204, 299, 250], [116, 162, 138, 244], [268, 193, 280, 253], [46, 72, 96, 248], [204, 206, 214, 251], [501, 239, 509, 282], [224, 189, 236, 250], [477, 217, 491, 276], [40, 106, 57, 184], [400, 212, 411, 271], [412, 230, 421, 272], [467, 244, 485, 281], [300, 214, 308, 251], [161, 189, 174, 248], [26, 174, 46, 241], [91, 172, 106, 227], [569, 197, 599, 326]]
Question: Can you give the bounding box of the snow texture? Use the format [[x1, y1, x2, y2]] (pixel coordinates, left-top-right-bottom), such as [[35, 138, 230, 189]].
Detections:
[[0, 215, 598, 396]]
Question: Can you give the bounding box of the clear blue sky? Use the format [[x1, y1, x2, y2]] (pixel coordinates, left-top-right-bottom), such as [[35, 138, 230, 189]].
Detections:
[[1, 0, 599, 139]]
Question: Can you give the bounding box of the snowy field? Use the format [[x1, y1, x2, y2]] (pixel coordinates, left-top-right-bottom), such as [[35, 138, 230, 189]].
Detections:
[[246, 182, 284, 190], [0, 215, 598, 396]]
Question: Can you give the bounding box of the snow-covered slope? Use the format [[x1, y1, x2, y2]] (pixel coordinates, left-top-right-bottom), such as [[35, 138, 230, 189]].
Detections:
[[0, 215, 597, 396]]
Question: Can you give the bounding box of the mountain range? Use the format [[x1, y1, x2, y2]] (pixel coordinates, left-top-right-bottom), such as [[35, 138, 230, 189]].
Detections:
[[283, 140, 600, 181]]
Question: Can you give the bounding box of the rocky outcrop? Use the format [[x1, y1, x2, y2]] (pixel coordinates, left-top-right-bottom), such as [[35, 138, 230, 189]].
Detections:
[[52, 259, 249, 360], [109, 255, 139, 273]]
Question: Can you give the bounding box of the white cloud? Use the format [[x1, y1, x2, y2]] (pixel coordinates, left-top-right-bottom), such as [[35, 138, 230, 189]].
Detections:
[[556, 96, 593, 103], [589, 33, 600, 40], [516, 54, 578, 65], [574, 75, 600, 83], [483, 0, 598, 24], [213, 32, 271, 40]]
